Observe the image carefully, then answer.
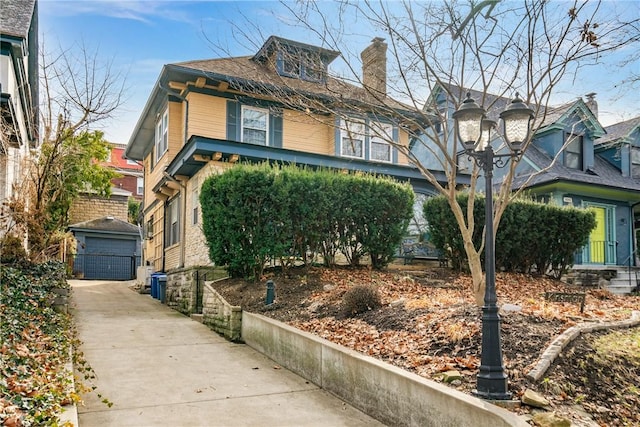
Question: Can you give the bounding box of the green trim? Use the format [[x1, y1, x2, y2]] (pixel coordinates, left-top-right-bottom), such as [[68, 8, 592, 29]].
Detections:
[[524, 181, 640, 203]]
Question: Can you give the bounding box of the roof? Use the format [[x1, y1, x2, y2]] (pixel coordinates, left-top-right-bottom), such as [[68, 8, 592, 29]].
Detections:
[[126, 36, 414, 160], [68, 216, 140, 235], [431, 83, 603, 134], [0, 0, 36, 39], [512, 143, 640, 194], [597, 116, 640, 146]]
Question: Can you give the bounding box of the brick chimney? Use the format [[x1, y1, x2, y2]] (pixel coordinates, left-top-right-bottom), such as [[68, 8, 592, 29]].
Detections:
[[361, 37, 387, 97], [585, 92, 598, 118]]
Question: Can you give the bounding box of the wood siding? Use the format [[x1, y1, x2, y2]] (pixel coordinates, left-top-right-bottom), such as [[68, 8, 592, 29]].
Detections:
[[187, 93, 227, 140], [283, 110, 332, 155]]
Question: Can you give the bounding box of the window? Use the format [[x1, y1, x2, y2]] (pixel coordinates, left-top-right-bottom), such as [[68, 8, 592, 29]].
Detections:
[[565, 133, 583, 170], [146, 216, 154, 240], [136, 177, 143, 195], [341, 119, 365, 158], [632, 147, 640, 178], [241, 106, 269, 146], [370, 122, 393, 162], [167, 196, 180, 246], [192, 177, 199, 225], [155, 109, 168, 163]]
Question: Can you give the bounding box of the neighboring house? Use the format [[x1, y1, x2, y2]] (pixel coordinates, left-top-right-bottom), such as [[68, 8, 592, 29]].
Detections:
[[419, 84, 639, 291], [0, 0, 38, 234], [68, 216, 141, 280], [125, 36, 460, 285], [104, 143, 144, 201]]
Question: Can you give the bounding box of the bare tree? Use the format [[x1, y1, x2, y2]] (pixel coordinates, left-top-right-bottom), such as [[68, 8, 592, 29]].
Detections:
[[202, 0, 638, 304], [5, 41, 126, 260]]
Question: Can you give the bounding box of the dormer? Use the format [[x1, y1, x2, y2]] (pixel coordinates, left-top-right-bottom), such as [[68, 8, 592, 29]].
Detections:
[[251, 36, 340, 83]]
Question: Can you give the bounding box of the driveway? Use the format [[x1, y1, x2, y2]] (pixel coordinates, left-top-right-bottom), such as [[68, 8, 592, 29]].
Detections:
[[70, 280, 383, 426]]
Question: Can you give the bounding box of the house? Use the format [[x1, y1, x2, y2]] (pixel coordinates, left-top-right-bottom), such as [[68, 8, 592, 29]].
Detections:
[[420, 84, 639, 291], [0, 0, 39, 235], [125, 36, 461, 299], [105, 143, 144, 201]]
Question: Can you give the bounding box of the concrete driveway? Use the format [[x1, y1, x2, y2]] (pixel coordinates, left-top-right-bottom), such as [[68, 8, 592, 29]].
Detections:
[[70, 280, 383, 427]]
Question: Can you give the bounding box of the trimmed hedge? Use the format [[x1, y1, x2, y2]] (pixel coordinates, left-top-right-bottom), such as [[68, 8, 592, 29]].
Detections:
[[423, 194, 596, 277], [200, 164, 414, 278]]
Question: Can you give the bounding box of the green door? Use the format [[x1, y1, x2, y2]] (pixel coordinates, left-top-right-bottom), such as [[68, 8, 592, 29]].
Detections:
[[589, 207, 606, 263]]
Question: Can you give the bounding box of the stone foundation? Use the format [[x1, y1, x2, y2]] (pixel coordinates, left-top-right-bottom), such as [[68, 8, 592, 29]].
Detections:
[[165, 266, 227, 315]]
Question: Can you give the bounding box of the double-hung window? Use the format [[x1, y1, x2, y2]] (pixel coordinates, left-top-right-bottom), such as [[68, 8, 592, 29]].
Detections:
[[341, 119, 365, 159], [155, 109, 168, 163], [565, 133, 583, 170], [167, 196, 180, 246], [631, 147, 640, 178], [241, 106, 269, 146], [136, 177, 143, 195], [370, 122, 393, 162]]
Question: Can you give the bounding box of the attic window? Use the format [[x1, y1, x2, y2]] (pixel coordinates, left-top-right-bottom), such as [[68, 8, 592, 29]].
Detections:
[[632, 147, 640, 178], [564, 133, 583, 170], [277, 50, 326, 82]]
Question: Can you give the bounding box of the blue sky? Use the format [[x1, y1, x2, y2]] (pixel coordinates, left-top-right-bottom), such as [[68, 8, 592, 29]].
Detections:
[[38, 0, 640, 145]]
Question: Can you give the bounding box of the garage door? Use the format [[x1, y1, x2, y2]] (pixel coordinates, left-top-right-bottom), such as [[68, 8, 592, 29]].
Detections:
[[80, 237, 138, 280]]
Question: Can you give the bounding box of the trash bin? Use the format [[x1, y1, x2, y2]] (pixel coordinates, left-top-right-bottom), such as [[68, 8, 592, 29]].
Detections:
[[157, 274, 167, 303], [150, 273, 160, 299]]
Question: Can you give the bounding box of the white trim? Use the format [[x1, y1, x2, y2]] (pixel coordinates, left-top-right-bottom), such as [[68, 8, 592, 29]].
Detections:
[[369, 121, 393, 163], [340, 119, 366, 159], [241, 105, 269, 146], [155, 109, 168, 162]]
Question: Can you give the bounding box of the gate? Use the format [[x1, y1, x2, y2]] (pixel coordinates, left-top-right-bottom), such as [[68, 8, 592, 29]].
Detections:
[[72, 254, 141, 280]]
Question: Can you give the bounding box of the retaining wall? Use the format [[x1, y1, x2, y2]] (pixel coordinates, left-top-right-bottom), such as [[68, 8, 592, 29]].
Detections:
[[242, 312, 528, 427]]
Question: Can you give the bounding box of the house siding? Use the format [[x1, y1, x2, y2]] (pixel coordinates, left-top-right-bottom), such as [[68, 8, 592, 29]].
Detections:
[[283, 110, 332, 154], [187, 93, 227, 140], [184, 162, 232, 267]]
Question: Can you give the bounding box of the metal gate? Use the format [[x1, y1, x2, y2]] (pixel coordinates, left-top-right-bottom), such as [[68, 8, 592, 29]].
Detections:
[[72, 254, 141, 280]]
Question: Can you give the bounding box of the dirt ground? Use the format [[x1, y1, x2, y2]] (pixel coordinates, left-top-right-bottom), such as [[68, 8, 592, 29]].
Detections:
[[212, 262, 640, 426]]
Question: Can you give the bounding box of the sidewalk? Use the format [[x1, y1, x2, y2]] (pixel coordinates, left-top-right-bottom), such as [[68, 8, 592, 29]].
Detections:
[[70, 280, 383, 426]]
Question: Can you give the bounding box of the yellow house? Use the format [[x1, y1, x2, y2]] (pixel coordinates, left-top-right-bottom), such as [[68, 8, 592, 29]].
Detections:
[[125, 36, 451, 286]]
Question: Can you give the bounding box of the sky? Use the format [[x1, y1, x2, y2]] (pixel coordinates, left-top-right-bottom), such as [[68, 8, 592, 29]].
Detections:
[[38, 0, 640, 145]]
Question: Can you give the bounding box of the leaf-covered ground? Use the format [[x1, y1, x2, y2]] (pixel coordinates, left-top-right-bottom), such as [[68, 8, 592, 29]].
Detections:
[[0, 264, 81, 427], [214, 263, 640, 426]]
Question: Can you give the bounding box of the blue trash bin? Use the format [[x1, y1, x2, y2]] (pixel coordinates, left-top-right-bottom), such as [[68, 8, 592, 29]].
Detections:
[[157, 274, 167, 303], [150, 273, 160, 299]]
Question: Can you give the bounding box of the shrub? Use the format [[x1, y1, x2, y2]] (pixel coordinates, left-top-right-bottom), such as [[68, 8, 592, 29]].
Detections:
[[200, 163, 413, 279], [342, 284, 381, 316], [423, 193, 596, 277]]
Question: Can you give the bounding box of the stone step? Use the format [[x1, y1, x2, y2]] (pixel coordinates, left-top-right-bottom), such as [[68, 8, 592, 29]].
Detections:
[[190, 313, 204, 323], [605, 280, 636, 295]]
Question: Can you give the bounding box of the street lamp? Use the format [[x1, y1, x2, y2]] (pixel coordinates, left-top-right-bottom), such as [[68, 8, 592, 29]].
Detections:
[[453, 92, 534, 400]]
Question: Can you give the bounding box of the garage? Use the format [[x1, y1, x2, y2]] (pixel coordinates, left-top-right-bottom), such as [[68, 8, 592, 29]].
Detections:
[[69, 217, 142, 280]]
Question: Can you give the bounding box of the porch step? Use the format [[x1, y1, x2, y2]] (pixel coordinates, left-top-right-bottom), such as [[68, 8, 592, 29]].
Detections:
[[605, 278, 638, 295]]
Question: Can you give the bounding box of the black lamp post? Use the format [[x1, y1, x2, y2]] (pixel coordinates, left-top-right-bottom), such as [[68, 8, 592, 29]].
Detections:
[[453, 92, 533, 400]]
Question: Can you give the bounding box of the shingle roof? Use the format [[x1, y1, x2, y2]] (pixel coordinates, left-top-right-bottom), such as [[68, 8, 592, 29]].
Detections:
[[170, 55, 411, 112], [512, 144, 640, 192], [0, 0, 36, 39], [68, 216, 140, 235], [597, 116, 640, 146]]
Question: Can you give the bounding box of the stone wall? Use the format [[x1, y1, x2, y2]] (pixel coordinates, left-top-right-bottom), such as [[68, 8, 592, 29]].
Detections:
[[69, 194, 129, 224], [202, 281, 242, 341], [165, 266, 226, 315]]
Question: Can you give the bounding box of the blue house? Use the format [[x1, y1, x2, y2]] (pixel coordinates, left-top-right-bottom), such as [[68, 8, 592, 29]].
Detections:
[[419, 85, 640, 291]]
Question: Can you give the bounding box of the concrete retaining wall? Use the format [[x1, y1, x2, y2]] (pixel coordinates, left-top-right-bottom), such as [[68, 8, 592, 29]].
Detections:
[[242, 312, 528, 427]]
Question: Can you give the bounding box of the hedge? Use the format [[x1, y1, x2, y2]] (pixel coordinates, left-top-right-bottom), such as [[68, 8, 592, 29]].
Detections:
[[200, 164, 414, 278], [423, 194, 596, 277]]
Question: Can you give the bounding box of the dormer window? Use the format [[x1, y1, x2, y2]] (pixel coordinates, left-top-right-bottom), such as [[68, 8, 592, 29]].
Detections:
[[632, 147, 640, 178], [565, 133, 583, 170], [252, 36, 339, 84], [278, 50, 326, 82]]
